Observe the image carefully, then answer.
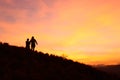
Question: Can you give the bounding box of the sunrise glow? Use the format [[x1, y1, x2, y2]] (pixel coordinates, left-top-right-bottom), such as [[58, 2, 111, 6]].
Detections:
[[0, 0, 120, 65]]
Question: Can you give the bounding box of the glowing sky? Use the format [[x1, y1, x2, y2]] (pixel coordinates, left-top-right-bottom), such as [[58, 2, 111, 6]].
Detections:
[[0, 0, 120, 65]]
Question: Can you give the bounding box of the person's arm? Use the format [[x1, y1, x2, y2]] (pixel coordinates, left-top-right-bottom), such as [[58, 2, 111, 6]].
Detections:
[[35, 40, 38, 45]]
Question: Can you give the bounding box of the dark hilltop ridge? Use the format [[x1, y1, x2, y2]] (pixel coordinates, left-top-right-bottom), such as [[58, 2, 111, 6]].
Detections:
[[0, 42, 119, 80], [96, 65, 120, 78]]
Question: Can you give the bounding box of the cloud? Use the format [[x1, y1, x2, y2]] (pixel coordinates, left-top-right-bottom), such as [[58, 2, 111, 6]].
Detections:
[[0, 0, 38, 10], [42, 0, 56, 7], [0, 12, 16, 23], [0, 0, 51, 23], [0, 27, 5, 34]]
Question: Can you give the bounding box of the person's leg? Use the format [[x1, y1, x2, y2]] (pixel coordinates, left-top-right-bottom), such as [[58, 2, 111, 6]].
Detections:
[[32, 47, 34, 51], [32, 45, 35, 51], [33, 47, 34, 51]]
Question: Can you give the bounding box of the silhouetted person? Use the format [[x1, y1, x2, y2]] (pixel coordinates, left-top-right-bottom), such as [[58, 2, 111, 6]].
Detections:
[[30, 36, 38, 51], [26, 38, 30, 50]]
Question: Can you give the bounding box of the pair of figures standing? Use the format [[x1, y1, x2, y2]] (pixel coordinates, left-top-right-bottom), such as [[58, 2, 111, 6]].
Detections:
[[26, 36, 38, 51]]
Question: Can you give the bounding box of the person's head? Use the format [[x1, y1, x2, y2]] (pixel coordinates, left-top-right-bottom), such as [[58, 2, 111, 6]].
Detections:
[[27, 38, 29, 41], [32, 36, 34, 39]]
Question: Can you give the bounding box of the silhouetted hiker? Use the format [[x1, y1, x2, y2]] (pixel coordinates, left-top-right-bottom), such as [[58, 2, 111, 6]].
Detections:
[[30, 36, 38, 51], [26, 38, 30, 50]]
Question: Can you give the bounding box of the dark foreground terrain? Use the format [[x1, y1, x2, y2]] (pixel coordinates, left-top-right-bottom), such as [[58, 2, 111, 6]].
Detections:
[[96, 65, 120, 78], [0, 42, 119, 80]]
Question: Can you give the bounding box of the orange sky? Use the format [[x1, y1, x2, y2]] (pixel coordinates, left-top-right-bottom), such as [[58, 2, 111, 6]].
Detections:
[[0, 0, 120, 65]]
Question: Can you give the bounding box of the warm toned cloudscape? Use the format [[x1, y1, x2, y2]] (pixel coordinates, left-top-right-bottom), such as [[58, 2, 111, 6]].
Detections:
[[0, 0, 120, 65]]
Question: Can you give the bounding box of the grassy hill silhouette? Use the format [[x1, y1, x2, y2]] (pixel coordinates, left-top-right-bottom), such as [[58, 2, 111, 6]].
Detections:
[[96, 65, 120, 78], [0, 42, 119, 80]]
